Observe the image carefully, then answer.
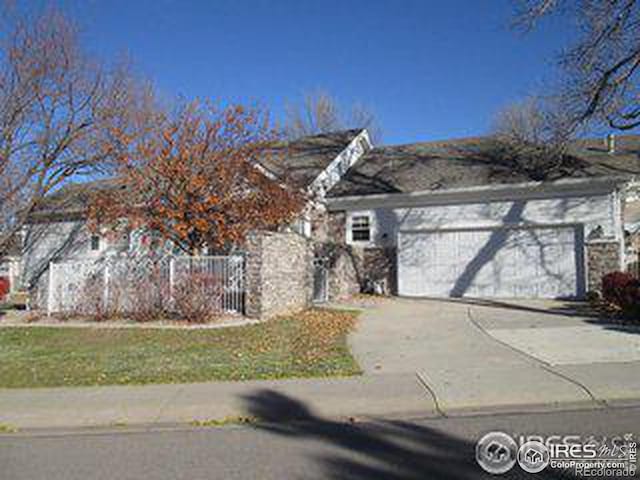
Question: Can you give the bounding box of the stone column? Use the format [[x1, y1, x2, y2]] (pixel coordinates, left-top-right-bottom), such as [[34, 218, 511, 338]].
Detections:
[[586, 240, 623, 292], [244, 232, 263, 318]]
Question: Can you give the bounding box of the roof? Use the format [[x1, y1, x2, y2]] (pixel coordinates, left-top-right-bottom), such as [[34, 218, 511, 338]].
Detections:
[[328, 135, 640, 198], [260, 129, 362, 189], [31, 129, 362, 219], [29, 178, 125, 221]]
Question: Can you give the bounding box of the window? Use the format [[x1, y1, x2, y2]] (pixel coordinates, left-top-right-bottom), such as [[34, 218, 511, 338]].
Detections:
[[291, 217, 311, 237], [351, 215, 371, 242], [90, 234, 101, 252]]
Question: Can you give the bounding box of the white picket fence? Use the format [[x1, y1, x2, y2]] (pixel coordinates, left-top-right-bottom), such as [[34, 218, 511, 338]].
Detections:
[[47, 255, 245, 316]]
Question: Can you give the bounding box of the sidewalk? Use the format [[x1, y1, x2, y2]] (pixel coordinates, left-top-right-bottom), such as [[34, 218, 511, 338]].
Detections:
[[3, 298, 640, 431], [0, 373, 437, 430]]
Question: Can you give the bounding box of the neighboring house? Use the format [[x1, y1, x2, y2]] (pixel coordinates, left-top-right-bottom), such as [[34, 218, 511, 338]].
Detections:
[[325, 134, 640, 300], [19, 129, 372, 306]]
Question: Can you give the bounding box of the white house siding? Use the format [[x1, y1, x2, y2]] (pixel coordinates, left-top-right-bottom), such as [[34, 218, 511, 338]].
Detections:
[[331, 187, 624, 298], [20, 220, 111, 306], [344, 192, 619, 248]]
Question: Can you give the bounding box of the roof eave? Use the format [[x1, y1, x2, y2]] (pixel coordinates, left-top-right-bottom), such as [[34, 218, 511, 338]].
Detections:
[[327, 175, 632, 211]]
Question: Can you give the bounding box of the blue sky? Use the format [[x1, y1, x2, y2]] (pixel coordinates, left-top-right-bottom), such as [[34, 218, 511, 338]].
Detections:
[[26, 0, 573, 145]]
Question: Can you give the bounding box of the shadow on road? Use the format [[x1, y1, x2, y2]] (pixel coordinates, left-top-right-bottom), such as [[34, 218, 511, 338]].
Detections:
[[242, 389, 574, 479]]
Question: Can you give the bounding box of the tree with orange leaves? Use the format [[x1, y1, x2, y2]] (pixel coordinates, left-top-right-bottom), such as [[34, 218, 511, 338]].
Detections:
[[89, 102, 304, 254]]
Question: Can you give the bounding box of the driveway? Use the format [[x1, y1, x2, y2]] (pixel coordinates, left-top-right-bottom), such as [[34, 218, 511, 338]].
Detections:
[[349, 298, 640, 413]]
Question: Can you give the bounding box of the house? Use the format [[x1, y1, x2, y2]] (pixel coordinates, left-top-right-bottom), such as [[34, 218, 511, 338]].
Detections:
[[324, 134, 640, 300], [18, 129, 373, 307], [15, 127, 640, 308]]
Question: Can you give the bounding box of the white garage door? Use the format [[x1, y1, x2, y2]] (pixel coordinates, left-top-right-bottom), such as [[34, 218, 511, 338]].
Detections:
[[398, 226, 583, 299]]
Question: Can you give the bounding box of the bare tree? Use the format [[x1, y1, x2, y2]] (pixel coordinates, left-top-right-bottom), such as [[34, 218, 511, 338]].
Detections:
[[0, 8, 148, 254], [493, 97, 573, 146], [283, 90, 382, 142], [513, 0, 640, 130], [488, 97, 577, 180]]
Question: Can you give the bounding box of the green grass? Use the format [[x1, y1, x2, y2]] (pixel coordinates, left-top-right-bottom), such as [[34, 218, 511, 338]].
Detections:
[[0, 309, 361, 388]]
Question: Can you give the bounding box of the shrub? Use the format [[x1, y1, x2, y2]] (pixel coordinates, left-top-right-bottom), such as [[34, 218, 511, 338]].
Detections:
[[602, 272, 638, 306], [601, 271, 640, 319], [0, 277, 9, 301], [127, 263, 170, 323], [585, 290, 601, 303], [67, 259, 169, 322], [56, 256, 227, 324], [65, 271, 122, 321], [172, 272, 223, 323], [77, 274, 113, 321]]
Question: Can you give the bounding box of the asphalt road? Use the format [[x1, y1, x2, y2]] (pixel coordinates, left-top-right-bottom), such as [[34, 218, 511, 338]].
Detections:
[[1, 405, 639, 480]]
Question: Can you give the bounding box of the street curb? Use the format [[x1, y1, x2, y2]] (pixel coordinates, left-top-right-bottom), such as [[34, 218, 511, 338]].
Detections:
[[3, 397, 640, 437]]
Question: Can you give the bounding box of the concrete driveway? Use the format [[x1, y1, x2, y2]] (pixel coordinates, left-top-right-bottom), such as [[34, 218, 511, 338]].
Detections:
[[349, 298, 640, 413]]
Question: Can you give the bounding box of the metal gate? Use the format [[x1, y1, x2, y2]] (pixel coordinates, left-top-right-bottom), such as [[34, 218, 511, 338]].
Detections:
[[313, 256, 328, 303], [47, 255, 245, 315]]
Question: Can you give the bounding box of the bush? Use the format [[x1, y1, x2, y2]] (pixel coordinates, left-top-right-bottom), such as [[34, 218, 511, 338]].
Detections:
[[172, 272, 223, 323], [77, 273, 115, 321], [585, 290, 601, 303], [58, 256, 228, 324], [126, 263, 170, 322], [601, 271, 640, 319], [0, 277, 9, 301]]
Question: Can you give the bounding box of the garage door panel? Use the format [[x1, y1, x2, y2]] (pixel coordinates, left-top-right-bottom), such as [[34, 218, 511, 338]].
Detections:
[[398, 226, 583, 299]]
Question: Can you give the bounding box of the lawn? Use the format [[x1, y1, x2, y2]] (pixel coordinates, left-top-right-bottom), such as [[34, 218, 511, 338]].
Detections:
[[0, 309, 361, 388]]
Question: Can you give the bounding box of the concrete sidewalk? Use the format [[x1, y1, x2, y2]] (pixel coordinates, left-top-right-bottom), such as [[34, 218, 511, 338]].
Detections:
[[0, 373, 437, 430]]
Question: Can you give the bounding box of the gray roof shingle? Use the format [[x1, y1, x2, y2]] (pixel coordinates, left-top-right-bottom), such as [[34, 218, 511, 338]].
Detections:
[[261, 129, 362, 189], [328, 135, 640, 197], [29, 178, 125, 221], [32, 129, 362, 218]]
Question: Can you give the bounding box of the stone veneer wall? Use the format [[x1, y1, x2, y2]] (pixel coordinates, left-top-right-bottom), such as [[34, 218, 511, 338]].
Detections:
[[245, 231, 313, 319], [322, 211, 358, 300], [586, 240, 622, 292], [323, 245, 362, 301], [324, 211, 399, 297], [362, 247, 397, 295], [327, 211, 347, 244]]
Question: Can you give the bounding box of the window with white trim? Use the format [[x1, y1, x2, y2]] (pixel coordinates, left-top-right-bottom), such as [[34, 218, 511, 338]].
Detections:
[[351, 215, 371, 242]]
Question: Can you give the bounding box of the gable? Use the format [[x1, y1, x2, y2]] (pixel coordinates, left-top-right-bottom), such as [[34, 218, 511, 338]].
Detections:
[[259, 129, 365, 190]]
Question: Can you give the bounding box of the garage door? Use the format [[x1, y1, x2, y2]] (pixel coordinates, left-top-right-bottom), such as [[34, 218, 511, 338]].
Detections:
[[397, 226, 584, 298]]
